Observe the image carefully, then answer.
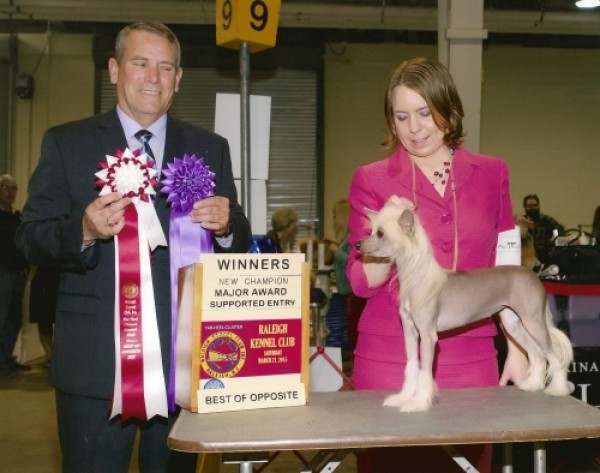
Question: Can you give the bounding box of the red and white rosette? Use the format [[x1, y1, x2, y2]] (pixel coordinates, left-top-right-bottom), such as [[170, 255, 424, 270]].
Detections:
[[95, 148, 168, 420]]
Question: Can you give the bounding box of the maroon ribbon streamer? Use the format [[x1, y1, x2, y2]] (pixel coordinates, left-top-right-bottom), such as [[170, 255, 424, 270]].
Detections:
[[118, 204, 146, 420]]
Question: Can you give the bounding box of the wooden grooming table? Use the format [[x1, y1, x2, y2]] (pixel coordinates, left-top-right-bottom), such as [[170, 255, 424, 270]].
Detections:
[[168, 387, 600, 473]]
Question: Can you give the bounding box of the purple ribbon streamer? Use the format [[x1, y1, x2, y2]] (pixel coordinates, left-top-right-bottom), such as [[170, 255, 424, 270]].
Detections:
[[167, 209, 213, 410], [160, 154, 216, 411]]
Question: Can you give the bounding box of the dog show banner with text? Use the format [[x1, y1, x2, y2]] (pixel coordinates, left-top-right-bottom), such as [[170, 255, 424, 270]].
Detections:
[[175, 254, 310, 413]]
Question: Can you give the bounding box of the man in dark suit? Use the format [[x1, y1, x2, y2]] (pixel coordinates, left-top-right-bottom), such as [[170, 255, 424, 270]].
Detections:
[[0, 174, 30, 378], [16, 22, 251, 473]]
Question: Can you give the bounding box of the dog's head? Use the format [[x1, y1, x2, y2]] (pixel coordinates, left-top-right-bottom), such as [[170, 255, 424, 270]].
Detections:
[[355, 195, 417, 259]]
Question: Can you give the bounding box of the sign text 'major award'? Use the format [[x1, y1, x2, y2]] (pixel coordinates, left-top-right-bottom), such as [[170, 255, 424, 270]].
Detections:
[[175, 254, 310, 413]]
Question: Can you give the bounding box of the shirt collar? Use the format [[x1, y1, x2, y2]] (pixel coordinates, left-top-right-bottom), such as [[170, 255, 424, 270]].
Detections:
[[116, 106, 167, 146]]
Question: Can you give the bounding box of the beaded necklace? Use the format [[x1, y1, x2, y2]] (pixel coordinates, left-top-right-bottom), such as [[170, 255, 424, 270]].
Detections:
[[410, 148, 459, 271], [431, 159, 452, 186]]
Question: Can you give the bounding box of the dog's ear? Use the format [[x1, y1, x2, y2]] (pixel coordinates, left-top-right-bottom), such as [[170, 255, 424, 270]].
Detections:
[[388, 195, 402, 206], [364, 207, 377, 218], [398, 209, 415, 235], [388, 195, 415, 211]]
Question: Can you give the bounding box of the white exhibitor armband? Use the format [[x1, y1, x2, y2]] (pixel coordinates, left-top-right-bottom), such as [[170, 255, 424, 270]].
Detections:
[[495, 226, 521, 267]]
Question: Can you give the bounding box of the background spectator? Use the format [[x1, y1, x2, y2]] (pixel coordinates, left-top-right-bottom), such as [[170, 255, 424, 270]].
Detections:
[[0, 174, 30, 378], [29, 266, 60, 367], [515, 194, 565, 264], [267, 207, 299, 253]]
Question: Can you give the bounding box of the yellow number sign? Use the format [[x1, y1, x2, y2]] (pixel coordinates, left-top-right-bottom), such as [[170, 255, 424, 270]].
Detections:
[[216, 0, 281, 53]]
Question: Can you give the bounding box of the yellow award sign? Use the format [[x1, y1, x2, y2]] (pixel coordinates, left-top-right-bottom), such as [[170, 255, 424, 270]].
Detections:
[[174, 254, 311, 414], [216, 0, 281, 53]]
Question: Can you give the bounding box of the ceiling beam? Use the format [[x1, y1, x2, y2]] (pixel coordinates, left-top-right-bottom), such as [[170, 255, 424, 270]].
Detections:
[[1, 1, 599, 36]]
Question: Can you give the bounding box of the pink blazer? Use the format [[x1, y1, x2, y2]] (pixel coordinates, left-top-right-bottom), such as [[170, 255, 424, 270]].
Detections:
[[347, 146, 515, 364]]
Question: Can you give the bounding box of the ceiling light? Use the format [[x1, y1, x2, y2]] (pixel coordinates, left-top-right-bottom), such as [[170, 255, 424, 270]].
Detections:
[[575, 0, 600, 8]]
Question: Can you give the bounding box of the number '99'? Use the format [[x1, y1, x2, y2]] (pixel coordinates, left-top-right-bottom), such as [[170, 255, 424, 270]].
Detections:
[[221, 0, 269, 31]]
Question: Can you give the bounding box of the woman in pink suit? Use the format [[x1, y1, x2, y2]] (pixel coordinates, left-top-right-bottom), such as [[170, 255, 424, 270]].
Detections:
[[347, 57, 517, 472]]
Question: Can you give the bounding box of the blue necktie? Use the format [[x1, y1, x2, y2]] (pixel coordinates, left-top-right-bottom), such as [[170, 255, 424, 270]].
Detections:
[[135, 129, 156, 169]]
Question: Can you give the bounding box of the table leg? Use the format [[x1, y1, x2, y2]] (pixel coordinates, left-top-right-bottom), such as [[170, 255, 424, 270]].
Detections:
[[440, 445, 479, 472], [317, 450, 351, 472], [302, 450, 329, 472], [502, 443, 513, 473], [301, 450, 351, 473], [310, 303, 322, 346], [222, 452, 269, 473], [533, 441, 546, 473], [239, 463, 252, 473]]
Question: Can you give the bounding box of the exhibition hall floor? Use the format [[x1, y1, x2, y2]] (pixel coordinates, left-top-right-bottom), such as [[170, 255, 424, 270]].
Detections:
[[0, 361, 357, 473]]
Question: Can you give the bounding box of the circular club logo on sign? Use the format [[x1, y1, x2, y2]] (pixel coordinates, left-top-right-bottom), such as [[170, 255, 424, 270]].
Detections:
[[200, 331, 247, 378]]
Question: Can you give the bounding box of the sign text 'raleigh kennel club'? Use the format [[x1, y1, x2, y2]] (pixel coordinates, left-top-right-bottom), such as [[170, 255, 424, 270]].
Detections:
[[175, 253, 310, 413]]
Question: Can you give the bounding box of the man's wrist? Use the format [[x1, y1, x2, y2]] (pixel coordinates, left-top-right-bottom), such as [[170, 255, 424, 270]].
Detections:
[[214, 220, 232, 238], [81, 239, 96, 252]]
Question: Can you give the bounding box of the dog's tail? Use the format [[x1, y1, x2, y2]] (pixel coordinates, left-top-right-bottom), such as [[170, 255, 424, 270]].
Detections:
[[549, 326, 574, 368], [546, 305, 574, 369]]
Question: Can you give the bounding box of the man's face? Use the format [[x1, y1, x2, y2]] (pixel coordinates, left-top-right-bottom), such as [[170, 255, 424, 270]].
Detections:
[[0, 179, 17, 209], [108, 30, 182, 128], [525, 198, 540, 220]]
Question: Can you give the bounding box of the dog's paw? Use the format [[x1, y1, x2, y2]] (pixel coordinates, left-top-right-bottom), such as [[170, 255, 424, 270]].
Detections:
[[383, 391, 412, 408], [544, 371, 571, 396], [544, 382, 570, 397], [400, 395, 433, 413], [516, 375, 546, 392]]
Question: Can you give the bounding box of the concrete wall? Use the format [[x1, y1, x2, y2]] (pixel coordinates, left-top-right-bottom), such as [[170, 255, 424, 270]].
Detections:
[[323, 42, 600, 236], [12, 33, 94, 203], [10, 34, 600, 237]]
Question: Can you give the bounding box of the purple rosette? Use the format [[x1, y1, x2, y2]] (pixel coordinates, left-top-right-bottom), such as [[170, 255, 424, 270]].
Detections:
[[161, 154, 216, 213], [160, 154, 216, 410]]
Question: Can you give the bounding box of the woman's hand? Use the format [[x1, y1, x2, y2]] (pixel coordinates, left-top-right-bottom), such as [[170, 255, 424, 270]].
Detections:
[[499, 332, 530, 386], [362, 256, 394, 288]]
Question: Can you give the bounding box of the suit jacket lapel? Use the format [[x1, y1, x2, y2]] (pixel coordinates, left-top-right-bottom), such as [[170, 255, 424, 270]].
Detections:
[[154, 116, 188, 229], [96, 108, 128, 157], [449, 149, 478, 197], [163, 116, 188, 172]]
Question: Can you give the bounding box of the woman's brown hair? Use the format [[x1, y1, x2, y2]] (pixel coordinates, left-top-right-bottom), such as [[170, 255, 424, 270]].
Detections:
[[382, 57, 465, 151]]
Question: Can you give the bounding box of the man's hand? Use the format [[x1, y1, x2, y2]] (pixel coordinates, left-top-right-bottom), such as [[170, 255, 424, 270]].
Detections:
[[514, 214, 534, 230], [191, 196, 231, 236], [82, 192, 131, 245]]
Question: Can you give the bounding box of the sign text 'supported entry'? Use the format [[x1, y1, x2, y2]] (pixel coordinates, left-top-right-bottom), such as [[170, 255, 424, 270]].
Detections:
[[175, 254, 310, 413]]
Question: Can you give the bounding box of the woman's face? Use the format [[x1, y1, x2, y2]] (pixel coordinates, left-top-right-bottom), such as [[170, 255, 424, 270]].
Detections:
[[284, 221, 297, 238], [391, 85, 445, 159]]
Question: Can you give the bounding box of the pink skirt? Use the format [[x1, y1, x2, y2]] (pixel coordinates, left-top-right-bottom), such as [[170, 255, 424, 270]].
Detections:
[[352, 331, 499, 473], [353, 331, 499, 390]]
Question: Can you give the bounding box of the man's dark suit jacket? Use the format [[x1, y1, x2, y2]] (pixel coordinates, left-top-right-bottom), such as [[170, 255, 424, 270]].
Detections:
[[16, 108, 252, 400]]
